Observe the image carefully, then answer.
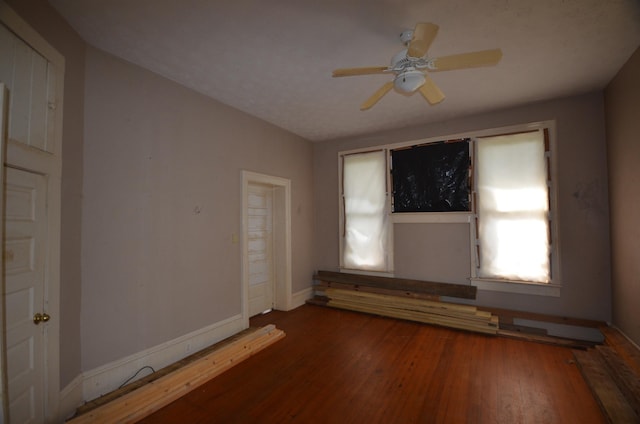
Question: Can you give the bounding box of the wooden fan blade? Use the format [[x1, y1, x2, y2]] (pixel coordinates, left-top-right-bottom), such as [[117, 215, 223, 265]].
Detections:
[[418, 74, 445, 105], [407, 22, 439, 58], [360, 81, 394, 111], [430, 49, 503, 72], [332, 66, 389, 77]]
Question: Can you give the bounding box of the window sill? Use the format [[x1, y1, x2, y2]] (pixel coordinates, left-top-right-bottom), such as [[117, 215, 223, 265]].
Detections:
[[391, 212, 471, 224], [471, 278, 561, 297], [339, 267, 395, 278]]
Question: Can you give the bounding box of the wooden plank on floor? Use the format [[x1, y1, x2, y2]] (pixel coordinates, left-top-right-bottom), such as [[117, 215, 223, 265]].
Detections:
[[573, 349, 638, 423], [477, 306, 606, 328], [596, 345, 640, 417], [319, 288, 498, 335], [499, 329, 592, 349], [314, 280, 441, 302], [314, 270, 477, 299], [309, 294, 591, 349], [75, 328, 258, 415], [328, 300, 498, 335], [600, 325, 640, 376], [324, 288, 486, 317], [498, 323, 548, 336], [68, 325, 285, 424]]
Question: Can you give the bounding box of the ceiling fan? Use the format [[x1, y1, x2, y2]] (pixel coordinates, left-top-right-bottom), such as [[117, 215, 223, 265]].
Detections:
[[332, 23, 503, 110]]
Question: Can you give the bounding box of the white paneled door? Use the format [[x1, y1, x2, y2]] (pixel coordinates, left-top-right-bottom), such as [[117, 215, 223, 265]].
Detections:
[[242, 171, 292, 324], [3, 167, 47, 424], [1, 5, 65, 421], [247, 184, 275, 317]]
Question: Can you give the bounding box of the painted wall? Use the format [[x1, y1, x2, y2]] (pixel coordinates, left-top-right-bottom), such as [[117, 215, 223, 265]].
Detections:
[[3, 0, 626, 398], [5, 0, 85, 389], [81, 47, 314, 370], [605, 47, 640, 346], [314, 92, 611, 321]]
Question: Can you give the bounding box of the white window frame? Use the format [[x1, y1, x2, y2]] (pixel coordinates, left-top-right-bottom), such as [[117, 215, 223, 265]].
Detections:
[[338, 148, 394, 275], [469, 123, 561, 296], [337, 121, 561, 295]]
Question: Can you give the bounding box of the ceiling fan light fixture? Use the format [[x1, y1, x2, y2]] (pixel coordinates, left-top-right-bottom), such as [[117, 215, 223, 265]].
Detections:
[[331, 22, 502, 110], [394, 70, 425, 93]]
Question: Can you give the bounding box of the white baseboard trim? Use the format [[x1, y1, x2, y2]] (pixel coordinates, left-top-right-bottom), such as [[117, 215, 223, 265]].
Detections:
[[59, 374, 83, 421], [291, 287, 313, 310], [81, 314, 245, 403]]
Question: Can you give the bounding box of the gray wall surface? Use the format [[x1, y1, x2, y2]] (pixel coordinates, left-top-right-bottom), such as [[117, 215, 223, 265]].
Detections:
[[605, 47, 640, 346], [314, 92, 612, 321]]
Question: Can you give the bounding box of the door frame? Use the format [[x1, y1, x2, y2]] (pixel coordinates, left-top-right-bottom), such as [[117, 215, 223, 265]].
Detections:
[[241, 171, 292, 327], [0, 82, 8, 424], [1, 3, 65, 420]]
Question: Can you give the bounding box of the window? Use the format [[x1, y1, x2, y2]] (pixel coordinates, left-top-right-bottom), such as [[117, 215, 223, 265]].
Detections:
[[338, 122, 558, 291], [391, 139, 470, 212], [341, 150, 390, 272], [474, 130, 551, 283]]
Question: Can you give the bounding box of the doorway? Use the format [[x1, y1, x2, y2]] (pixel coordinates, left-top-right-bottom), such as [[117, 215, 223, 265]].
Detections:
[[241, 171, 292, 325]]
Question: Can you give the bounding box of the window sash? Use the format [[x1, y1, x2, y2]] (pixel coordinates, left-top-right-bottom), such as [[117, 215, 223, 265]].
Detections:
[[475, 130, 551, 283], [341, 150, 389, 272]]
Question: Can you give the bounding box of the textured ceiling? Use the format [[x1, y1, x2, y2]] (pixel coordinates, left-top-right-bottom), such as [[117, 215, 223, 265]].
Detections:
[[48, 0, 640, 142]]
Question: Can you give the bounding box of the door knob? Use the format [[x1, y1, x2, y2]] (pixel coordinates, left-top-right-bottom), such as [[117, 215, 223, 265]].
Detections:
[[33, 313, 50, 325]]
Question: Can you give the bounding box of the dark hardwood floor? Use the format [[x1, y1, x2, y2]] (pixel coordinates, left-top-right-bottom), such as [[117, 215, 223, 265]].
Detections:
[[139, 304, 605, 423]]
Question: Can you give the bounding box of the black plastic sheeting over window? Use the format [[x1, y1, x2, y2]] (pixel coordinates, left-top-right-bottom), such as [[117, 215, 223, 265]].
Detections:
[[391, 139, 470, 212]]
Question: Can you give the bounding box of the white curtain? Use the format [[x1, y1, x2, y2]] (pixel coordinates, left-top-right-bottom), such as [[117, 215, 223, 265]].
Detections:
[[342, 151, 389, 271], [476, 131, 550, 283]]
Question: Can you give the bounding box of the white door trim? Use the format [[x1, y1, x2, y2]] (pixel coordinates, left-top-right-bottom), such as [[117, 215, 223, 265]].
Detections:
[[1, 2, 65, 421], [241, 171, 292, 327], [0, 82, 9, 424]]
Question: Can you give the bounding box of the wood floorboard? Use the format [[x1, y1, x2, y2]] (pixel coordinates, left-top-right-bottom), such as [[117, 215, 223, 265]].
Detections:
[[138, 304, 606, 423]]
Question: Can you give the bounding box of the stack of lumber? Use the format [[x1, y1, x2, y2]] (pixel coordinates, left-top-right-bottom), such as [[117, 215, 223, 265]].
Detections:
[[310, 271, 498, 335], [313, 270, 477, 300], [69, 324, 285, 424], [310, 271, 606, 346], [315, 287, 498, 335]]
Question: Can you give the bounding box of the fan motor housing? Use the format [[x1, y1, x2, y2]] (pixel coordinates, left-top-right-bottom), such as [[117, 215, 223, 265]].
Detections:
[[394, 70, 425, 93], [390, 49, 409, 67]]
